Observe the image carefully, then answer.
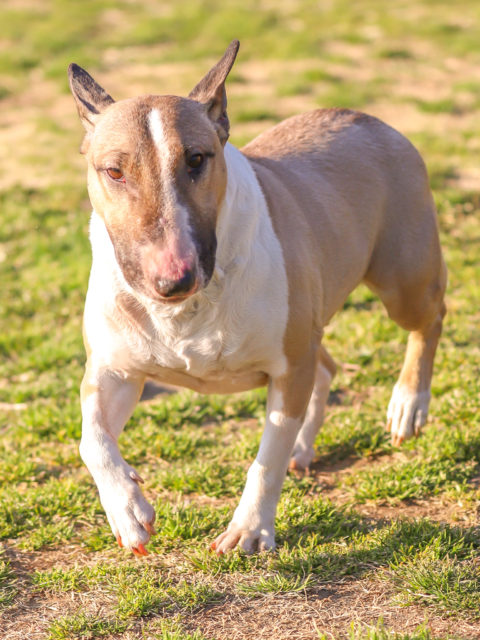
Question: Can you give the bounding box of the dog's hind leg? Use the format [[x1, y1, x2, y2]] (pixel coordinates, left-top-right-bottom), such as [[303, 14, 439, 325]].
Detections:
[[386, 298, 446, 445], [366, 247, 447, 446], [289, 345, 336, 470]]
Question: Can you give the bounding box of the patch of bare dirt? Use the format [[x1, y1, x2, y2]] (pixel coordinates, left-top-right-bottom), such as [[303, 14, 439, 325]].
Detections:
[[183, 579, 480, 640], [351, 494, 480, 528], [3, 553, 480, 640], [1, 587, 116, 640]]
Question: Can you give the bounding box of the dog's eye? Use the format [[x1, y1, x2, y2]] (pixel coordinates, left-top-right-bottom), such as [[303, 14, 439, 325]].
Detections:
[[106, 167, 125, 183], [186, 153, 204, 171]]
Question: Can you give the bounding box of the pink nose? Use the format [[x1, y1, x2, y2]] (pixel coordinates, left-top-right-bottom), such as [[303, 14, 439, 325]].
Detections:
[[155, 266, 197, 298], [142, 238, 198, 300]]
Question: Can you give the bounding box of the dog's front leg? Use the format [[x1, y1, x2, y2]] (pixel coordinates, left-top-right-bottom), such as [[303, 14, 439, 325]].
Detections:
[[212, 357, 315, 554], [80, 363, 155, 555]]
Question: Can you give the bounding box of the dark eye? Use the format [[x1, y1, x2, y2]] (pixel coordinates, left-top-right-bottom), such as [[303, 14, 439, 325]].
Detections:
[[186, 153, 204, 171], [106, 167, 125, 183]]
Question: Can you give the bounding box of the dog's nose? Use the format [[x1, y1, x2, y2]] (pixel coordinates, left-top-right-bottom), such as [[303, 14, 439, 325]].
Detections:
[[155, 268, 197, 299]]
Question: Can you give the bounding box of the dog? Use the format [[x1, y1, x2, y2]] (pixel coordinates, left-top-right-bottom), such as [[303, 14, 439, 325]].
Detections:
[[68, 40, 446, 556]]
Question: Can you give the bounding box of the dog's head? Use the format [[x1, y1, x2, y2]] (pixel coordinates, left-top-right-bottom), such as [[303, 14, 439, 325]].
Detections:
[[69, 41, 239, 303]]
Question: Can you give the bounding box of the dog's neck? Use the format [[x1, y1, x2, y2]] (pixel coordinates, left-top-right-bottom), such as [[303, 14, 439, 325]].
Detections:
[[213, 143, 268, 279]]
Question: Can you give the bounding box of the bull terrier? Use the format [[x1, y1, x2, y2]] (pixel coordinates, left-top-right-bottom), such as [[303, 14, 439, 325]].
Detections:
[[69, 40, 446, 556]]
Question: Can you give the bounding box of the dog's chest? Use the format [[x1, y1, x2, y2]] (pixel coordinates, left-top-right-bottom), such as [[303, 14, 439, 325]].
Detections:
[[145, 282, 287, 380]]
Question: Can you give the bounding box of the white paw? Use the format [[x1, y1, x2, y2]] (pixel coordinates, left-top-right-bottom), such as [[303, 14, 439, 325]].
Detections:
[[99, 469, 156, 556], [289, 444, 315, 470], [387, 384, 430, 445], [211, 521, 276, 555]]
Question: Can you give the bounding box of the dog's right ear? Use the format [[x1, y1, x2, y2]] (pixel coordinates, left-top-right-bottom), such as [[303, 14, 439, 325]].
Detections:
[[68, 63, 115, 133], [188, 40, 240, 144]]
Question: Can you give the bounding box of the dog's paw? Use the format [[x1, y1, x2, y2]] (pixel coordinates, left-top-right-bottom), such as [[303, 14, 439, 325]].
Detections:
[[211, 522, 276, 555], [289, 444, 315, 470], [387, 384, 430, 446], [99, 473, 156, 556]]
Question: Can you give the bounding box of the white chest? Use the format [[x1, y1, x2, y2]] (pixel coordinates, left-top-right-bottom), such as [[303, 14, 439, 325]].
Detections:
[[145, 268, 287, 380]]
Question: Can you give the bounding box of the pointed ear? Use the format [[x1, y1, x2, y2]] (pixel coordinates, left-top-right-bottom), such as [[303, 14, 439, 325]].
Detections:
[[188, 40, 239, 144], [68, 63, 115, 133]]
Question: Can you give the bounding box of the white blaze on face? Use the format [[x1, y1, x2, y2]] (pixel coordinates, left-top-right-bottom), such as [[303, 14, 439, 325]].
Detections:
[[147, 108, 198, 283], [148, 108, 177, 208]]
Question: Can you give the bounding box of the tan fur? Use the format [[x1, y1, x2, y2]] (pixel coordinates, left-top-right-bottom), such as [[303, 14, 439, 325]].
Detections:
[[245, 109, 445, 329], [245, 108, 446, 430]]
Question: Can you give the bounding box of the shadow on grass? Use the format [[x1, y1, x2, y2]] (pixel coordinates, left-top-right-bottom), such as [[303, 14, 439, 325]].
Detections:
[[275, 510, 480, 583], [312, 423, 389, 465]]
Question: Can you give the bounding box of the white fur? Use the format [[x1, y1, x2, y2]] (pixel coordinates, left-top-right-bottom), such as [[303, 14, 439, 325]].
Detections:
[[80, 371, 155, 550], [147, 108, 175, 205], [83, 213, 150, 370], [387, 383, 430, 442], [213, 385, 301, 553], [147, 108, 197, 277]]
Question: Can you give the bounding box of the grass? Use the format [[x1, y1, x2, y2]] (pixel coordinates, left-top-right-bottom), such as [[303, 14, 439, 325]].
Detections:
[[1, 0, 480, 638], [0, 553, 17, 608], [48, 613, 129, 639], [319, 621, 458, 640], [391, 555, 480, 618]]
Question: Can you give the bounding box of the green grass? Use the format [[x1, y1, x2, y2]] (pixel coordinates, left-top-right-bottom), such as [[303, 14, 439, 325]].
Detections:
[[237, 572, 315, 596], [1, 0, 480, 638], [392, 555, 480, 618], [48, 613, 214, 640], [0, 553, 17, 608], [48, 613, 129, 639]]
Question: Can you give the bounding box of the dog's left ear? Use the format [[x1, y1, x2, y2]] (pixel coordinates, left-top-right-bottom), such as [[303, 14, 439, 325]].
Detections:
[[188, 40, 240, 144]]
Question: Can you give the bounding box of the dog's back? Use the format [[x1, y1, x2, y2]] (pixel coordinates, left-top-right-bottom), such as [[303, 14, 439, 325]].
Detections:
[[243, 108, 445, 327]]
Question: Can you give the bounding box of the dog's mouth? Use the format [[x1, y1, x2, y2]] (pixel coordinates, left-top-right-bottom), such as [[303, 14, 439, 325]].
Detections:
[[151, 257, 214, 304], [155, 281, 200, 305]]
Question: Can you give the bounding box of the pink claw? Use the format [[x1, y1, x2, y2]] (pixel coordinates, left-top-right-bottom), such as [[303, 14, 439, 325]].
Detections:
[[132, 543, 149, 557]]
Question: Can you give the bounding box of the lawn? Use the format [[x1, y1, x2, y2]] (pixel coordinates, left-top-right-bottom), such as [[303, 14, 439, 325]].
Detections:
[[0, 1, 479, 638]]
